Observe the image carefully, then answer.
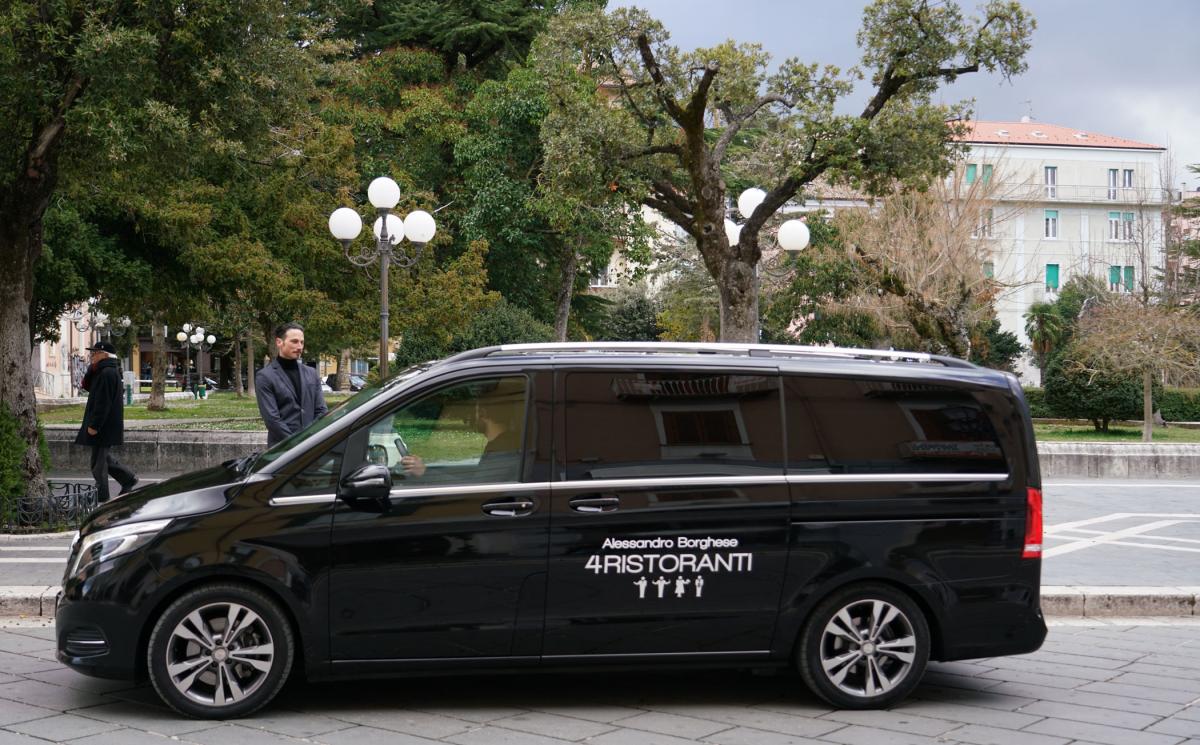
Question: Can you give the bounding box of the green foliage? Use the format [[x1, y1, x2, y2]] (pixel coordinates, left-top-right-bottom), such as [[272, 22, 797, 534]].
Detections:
[[1043, 351, 1157, 431], [654, 251, 721, 342], [397, 296, 554, 366], [970, 317, 1024, 372], [1157, 388, 1200, 423], [0, 405, 49, 515], [595, 286, 663, 341], [1022, 387, 1051, 419]]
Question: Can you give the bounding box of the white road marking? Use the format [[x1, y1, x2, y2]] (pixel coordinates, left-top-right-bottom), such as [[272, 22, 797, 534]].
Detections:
[[1043, 512, 1200, 557], [0, 547, 70, 552], [0, 558, 66, 564], [1046, 482, 1200, 488]]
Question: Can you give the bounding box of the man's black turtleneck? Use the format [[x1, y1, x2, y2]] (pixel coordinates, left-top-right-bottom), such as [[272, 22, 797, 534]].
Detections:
[[278, 357, 303, 401]]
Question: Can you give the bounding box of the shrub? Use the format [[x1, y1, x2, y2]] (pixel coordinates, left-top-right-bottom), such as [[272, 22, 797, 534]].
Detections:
[[1043, 356, 1157, 431], [447, 298, 554, 353], [1158, 388, 1200, 422], [0, 405, 50, 520], [596, 286, 662, 341], [1022, 387, 1053, 418]]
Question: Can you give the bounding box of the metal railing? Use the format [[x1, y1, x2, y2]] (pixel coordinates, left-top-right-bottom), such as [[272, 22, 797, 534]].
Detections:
[[2, 481, 98, 533], [995, 184, 1171, 205]]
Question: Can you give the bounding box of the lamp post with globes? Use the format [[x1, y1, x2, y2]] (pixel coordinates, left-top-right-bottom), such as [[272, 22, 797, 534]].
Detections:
[[174, 324, 216, 398], [328, 176, 437, 380], [723, 187, 811, 280]]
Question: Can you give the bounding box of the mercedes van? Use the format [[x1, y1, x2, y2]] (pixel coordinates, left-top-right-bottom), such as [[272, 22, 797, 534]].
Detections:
[[57, 342, 1046, 718]]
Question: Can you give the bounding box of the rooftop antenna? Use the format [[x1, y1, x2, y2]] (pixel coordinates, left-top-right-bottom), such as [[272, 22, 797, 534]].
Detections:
[[1020, 100, 1034, 124]]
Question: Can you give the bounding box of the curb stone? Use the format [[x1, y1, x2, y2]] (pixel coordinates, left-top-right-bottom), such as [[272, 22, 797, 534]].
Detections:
[[15, 586, 1197, 619]]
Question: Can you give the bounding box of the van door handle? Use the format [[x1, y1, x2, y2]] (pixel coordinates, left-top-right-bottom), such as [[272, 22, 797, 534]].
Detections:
[[481, 499, 535, 517], [569, 496, 620, 513]]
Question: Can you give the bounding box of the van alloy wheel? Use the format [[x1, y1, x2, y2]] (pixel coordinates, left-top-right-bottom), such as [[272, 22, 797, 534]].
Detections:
[[819, 599, 916, 698], [148, 584, 294, 718], [165, 602, 275, 707], [797, 583, 930, 709]]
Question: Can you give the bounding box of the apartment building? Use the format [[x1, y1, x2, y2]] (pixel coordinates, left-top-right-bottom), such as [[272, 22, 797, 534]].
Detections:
[[958, 119, 1169, 382]]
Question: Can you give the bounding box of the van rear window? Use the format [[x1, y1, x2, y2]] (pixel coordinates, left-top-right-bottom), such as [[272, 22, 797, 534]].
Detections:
[[784, 376, 1008, 475]]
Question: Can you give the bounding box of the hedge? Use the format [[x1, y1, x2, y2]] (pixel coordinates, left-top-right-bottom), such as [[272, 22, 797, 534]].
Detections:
[[1022, 387, 1052, 418], [1024, 385, 1200, 422]]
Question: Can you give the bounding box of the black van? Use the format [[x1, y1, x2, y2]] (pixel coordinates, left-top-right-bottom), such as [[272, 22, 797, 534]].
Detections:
[[57, 342, 1046, 718]]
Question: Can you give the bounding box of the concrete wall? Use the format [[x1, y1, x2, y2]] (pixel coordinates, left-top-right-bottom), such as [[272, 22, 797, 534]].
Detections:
[[45, 429, 1200, 480]]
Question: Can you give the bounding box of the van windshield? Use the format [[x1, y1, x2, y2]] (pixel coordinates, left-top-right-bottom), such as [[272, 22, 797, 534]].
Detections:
[[248, 364, 430, 474]]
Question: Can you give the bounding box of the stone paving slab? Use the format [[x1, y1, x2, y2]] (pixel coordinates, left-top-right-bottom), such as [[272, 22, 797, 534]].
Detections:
[[0, 618, 1194, 744]]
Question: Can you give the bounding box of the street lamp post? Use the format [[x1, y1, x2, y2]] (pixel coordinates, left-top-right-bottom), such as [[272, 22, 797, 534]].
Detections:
[[175, 324, 216, 398], [724, 187, 812, 282], [328, 176, 437, 380]]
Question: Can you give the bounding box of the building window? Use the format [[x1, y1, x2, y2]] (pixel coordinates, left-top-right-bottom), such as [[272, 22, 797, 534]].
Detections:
[[972, 209, 994, 238], [1123, 169, 1134, 189], [965, 164, 977, 184], [1044, 166, 1057, 198], [589, 268, 615, 288], [1109, 265, 1121, 290], [1044, 209, 1058, 239], [1109, 265, 1135, 292], [982, 164, 993, 184], [1122, 212, 1135, 241], [982, 260, 994, 279], [1108, 169, 1119, 200], [1045, 263, 1060, 292], [1124, 265, 1135, 292], [1108, 211, 1121, 240]]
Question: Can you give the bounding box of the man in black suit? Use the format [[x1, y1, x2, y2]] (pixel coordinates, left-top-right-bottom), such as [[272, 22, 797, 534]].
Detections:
[[255, 322, 328, 446], [75, 341, 137, 502]]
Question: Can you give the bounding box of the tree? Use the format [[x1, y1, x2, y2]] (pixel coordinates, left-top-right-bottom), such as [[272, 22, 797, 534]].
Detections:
[[1023, 301, 1065, 377], [1, 0, 314, 499], [1043, 348, 1149, 433], [596, 285, 663, 341], [533, 1, 1033, 341]]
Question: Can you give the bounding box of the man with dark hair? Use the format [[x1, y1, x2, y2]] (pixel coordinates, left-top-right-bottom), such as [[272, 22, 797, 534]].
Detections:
[[74, 341, 137, 502], [255, 322, 328, 446]]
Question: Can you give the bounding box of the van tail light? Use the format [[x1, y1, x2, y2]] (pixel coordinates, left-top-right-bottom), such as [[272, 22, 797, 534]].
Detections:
[[1022, 487, 1043, 559]]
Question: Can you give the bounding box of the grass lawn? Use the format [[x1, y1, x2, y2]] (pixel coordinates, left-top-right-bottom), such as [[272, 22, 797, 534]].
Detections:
[[39, 391, 354, 425], [1033, 423, 1200, 443]]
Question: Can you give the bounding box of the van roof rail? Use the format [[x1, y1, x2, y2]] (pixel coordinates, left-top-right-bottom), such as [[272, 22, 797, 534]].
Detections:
[[440, 342, 975, 367]]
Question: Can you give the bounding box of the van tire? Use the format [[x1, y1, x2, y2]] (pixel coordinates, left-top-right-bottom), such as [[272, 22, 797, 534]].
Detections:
[[797, 583, 929, 709], [147, 583, 294, 719]]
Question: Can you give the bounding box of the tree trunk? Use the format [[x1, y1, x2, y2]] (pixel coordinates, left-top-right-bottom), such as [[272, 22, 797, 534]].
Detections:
[[233, 333, 245, 398], [715, 256, 760, 343], [148, 317, 167, 410], [553, 249, 579, 342], [0, 223, 48, 500], [337, 348, 351, 391], [245, 335, 256, 398], [1142, 368, 1153, 443]]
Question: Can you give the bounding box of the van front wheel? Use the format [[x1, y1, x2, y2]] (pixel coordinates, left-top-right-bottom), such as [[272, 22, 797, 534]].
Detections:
[[797, 583, 929, 709], [147, 584, 294, 719]]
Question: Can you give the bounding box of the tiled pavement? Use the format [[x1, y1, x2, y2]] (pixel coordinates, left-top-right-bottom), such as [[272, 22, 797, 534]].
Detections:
[[0, 619, 1197, 745]]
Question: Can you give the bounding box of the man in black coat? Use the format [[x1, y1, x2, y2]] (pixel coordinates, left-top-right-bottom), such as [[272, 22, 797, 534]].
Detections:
[[75, 341, 138, 503], [256, 322, 328, 446]]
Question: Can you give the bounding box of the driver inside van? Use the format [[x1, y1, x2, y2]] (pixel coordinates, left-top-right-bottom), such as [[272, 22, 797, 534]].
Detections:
[[399, 384, 524, 482]]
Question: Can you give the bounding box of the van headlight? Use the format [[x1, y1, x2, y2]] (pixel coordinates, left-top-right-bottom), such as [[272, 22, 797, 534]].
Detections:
[[69, 519, 172, 578]]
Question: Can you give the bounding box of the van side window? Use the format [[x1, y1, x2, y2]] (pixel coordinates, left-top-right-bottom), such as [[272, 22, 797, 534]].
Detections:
[[563, 372, 783, 480], [275, 443, 345, 497], [785, 376, 1007, 474], [365, 375, 528, 486]]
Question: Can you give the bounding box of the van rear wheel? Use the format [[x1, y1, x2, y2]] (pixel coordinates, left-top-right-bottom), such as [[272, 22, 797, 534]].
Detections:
[[797, 583, 929, 709], [147, 584, 294, 719]]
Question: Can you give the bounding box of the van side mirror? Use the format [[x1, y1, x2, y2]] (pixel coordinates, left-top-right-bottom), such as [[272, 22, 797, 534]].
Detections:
[[340, 464, 392, 501]]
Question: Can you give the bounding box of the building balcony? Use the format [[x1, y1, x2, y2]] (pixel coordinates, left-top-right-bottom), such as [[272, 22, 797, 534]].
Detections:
[[994, 184, 1172, 205]]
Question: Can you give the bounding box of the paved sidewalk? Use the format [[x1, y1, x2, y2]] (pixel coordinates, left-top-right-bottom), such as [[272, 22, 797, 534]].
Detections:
[[0, 619, 1195, 744]]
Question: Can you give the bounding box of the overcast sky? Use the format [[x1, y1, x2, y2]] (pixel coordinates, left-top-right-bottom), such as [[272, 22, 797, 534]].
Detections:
[[615, 0, 1200, 191]]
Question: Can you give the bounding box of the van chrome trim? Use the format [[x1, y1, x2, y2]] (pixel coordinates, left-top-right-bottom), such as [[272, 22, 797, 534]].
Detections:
[[543, 650, 772, 660], [550, 473, 1008, 492], [270, 473, 1009, 505], [444, 341, 943, 365], [268, 494, 337, 506]]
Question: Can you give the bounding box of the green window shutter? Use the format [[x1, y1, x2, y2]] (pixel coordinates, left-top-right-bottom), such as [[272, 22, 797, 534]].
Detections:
[[965, 164, 977, 184], [1123, 212, 1134, 222], [1109, 266, 1121, 286], [1045, 209, 1058, 219], [983, 261, 994, 278], [1123, 266, 1134, 291], [982, 164, 993, 184], [1108, 211, 1120, 220], [1046, 264, 1060, 290]]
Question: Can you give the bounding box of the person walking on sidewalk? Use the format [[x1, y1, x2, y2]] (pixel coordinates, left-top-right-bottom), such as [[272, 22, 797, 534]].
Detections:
[[74, 341, 137, 503], [256, 322, 328, 447]]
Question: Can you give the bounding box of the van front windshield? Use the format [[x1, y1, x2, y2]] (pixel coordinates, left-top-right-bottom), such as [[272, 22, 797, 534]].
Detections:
[[248, 365, 430, 474]]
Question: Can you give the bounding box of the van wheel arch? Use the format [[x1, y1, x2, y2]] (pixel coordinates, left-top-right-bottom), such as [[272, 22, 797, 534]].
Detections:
[[136, 577, 307, 684]]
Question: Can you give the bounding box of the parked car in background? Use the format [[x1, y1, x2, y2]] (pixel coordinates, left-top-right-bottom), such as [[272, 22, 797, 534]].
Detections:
[[325, 373, 366, 392]]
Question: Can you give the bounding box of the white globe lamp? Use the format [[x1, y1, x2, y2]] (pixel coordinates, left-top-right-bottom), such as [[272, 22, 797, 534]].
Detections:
[[403, 210, 437, 244], [372, 214, 405, 245], [367, 176, 401, 210], [738, 187, 766, 219], [778, 219, 811, 253], [328, 207, 363, 242], [724, 218, 741, 246]]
